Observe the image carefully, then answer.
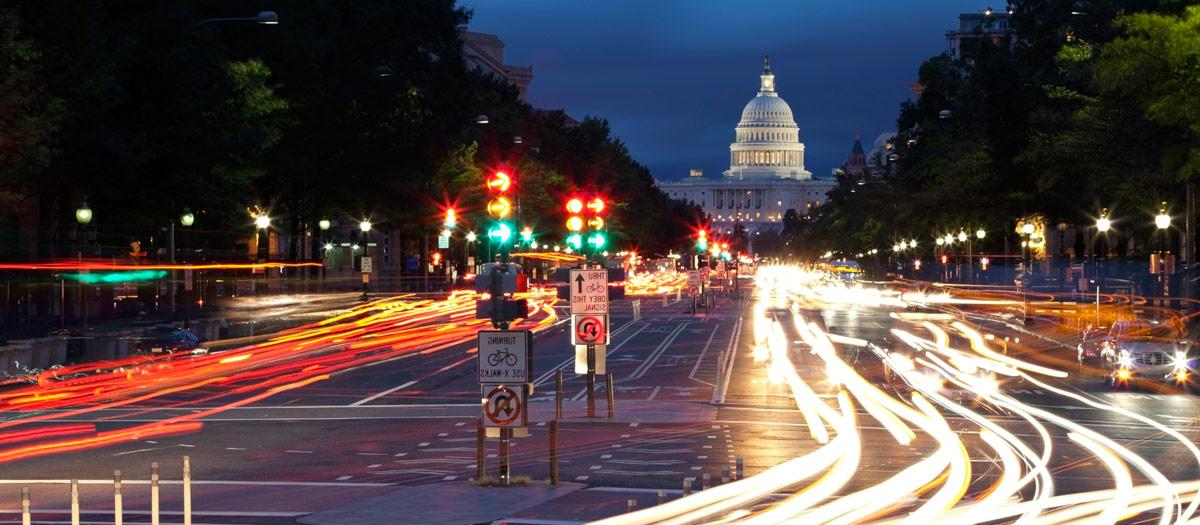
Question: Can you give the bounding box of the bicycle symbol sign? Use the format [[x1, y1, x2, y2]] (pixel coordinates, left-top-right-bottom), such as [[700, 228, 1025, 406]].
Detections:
[[477, 330, 530, 384], [483, 384, 524, 427]]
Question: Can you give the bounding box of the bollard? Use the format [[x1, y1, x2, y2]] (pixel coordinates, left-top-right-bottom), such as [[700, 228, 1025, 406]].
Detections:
[[606, 373, 615, 419], [627, 499, 637, 512], [676, 289, 681, 302], [663, 293, 669, 307], [21, 487, 29, 525], [71, 479, 80, 525], [657, 490, 666, 505], [632, 299, 641, 321], [736, 457, 744, 480], [183, 456, 191, 525], [714, 351, 725, 401], [114, 470, 123, 525], [682, 478, 692, 496], [701, 473, 710, 490], [549, 420, 559, 485], [476, 418, 486, 481], [555, 370, 563, 420], [722, 464, 730, 484], [151, 462, 160, 525]]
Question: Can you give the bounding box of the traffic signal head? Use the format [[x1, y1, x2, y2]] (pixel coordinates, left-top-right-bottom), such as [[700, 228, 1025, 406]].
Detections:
[[566, 233, 583, 250], [486, 196, 512, 218], [566, 197, 584, 215], [444, 208, 456, 228], [587, 197, 605, 215], [520, 226, 533, 243], [587, 216, 605, 230], [487, 223, 513, 243], [486, 171, 511, 192], [587, 232, 606, 250], [566, 216, 584, 232]]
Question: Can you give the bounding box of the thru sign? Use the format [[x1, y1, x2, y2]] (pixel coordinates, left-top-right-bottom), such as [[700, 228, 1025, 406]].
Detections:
[[477, 330, 531, 384], [569, 269, 608, 314]]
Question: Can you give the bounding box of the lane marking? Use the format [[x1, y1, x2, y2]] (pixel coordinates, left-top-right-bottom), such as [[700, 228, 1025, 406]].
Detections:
[[0, 479, 391, 487], [626, 323, 690, 381], [350, 380, 419, 406], [688, 323, 722, 386], [710, 314, 743, 404]]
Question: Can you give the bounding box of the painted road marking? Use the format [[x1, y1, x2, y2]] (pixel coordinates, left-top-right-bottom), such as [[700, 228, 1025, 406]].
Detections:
[[336, 476, 353, 481], [350, 380, 418, 407]]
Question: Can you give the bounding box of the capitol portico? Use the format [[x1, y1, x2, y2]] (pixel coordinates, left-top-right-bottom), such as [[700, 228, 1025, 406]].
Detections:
[[657, 57, 835, 236]]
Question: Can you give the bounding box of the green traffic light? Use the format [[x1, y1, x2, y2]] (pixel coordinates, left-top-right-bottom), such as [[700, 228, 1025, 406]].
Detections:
[[566, 233, 583, 250], [487, 223, 513, 243], [697, 239, 708, 251], [587, 232, 606, 250]]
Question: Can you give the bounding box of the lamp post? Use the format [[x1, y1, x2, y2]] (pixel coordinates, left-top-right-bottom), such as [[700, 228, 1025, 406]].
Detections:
[[973, 228, 986, 284], [255, 214, 270, 295], [1156, 202, 1171, 302], [1093, 208, 1111, 311], [73, 198, 93, 329], [935, 236, 946, 282], [359, 220, 372, 300], [1021, 222, 1035, 282]]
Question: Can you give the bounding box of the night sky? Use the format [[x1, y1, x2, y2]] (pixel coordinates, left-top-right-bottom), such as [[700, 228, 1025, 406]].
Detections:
[[461, 0, 987, 182]]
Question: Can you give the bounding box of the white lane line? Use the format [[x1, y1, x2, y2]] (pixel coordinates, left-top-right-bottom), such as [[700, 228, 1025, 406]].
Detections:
[[224, 447, 247, 451], [625, 322, 689, 381], [688, 323, 722, 386], [646, 386, 662, 401], [350, 380, 419, 407], [336, 475, 353, 481], [113, 448, 158, 457], [285, 450, 313, 454], [710, 314, 743, 404]]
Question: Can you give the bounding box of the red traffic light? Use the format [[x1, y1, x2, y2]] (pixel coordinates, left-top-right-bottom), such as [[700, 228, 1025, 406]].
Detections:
[[587, 197, 605, 214], [566, 197, 584, 215], [486, 171, 512, 193], [697, 229, 707, 239]]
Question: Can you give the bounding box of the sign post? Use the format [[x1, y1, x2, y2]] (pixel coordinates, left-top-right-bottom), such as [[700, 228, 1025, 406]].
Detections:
[[686, 270, 701, 314], [570, 268, 609, 418], [360, 256, 372, 301]]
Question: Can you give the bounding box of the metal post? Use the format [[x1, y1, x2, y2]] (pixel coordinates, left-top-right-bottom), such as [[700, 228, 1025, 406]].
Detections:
[[70, 479, 80, 525], [183, 456, 191, 525], [682, 478, 692, 496], [701, 473, 711, 490], [499, 427, 511, 486], [586, 344, 596, 418], [113, 470, 123, 525], [627, 499, 637, 512], [476, 418, 486, 481], [549, 419, 559, 485], [722, 464, 730, 484], [606, 373, 615, 419], [21, 487, 29, 525], [736, 457, 744, 480], [169, 223, 176, 315], [151, 462, 160, 525], [657, 490, 666, 505], [555, 370, 563, 420]]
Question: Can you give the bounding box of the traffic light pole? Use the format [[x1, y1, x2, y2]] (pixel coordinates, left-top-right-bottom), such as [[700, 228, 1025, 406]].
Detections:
[[586, 342, 596, 418]]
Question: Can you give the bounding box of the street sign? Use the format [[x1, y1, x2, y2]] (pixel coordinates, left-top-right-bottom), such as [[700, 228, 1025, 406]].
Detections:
[[482, 384, 526, 428], [687, 285, 700, 298], [569, 269, 608, 314], [575, 344, 606, 375], [571, 314, 608, 345], [361, 256, 373, 274], [438, 235, 450, 249], [477, 330, 531, 384]]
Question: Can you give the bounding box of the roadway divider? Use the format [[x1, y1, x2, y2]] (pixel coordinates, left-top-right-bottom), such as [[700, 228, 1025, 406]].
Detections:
[[14, 456, 192, 525]]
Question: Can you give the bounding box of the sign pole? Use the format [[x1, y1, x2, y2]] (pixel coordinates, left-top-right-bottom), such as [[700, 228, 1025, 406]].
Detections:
[[586, 343, 596, 418], [499, 427, 511, 486]]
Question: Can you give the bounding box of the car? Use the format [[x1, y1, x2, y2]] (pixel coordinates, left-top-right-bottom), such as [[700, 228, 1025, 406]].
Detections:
[[1099, 319, 1193, 389]]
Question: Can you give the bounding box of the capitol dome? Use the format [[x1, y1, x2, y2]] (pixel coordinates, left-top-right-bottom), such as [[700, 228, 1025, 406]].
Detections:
[[725, 56, 812, 180], [738, 93, 796, 128]]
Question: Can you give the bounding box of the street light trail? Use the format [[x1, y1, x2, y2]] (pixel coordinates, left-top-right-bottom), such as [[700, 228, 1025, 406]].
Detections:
[[600, 265, 1200, 524], [0, 290, 557, 463]]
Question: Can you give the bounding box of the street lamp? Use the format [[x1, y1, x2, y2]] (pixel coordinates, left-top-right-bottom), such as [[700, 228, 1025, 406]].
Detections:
[[180, 209, 195, 227], [75, 199, 93, 225], [318, 219, 331, 231], [359, 220, 372, 233], [255, 214, 271, 230], [1155, 202, 1171, 301], [475, 114, 490, 125], [976, 228, 986, 240]]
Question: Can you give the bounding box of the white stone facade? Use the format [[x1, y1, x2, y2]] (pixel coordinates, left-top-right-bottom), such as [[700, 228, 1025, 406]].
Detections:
[[658, 57, 834, 233]]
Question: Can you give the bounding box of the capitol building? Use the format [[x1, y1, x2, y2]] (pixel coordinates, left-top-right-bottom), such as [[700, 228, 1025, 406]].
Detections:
[[657, 57, 835, 235]]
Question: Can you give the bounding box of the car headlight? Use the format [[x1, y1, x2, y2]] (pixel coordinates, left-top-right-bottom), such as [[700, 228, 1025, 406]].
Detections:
[[1172, 351, 1189, 371]]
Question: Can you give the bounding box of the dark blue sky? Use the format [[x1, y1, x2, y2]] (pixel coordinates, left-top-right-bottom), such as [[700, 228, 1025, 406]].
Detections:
[[461, 0, 985, 181]]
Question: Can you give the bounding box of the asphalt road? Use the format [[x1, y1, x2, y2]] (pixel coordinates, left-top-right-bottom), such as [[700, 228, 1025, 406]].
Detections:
[[1, 280, 1199, 524]]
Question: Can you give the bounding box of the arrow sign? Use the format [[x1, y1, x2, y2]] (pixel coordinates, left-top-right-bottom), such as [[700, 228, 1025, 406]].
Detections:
[[576, 274, 585, 294], [572, 314, 608, 345]]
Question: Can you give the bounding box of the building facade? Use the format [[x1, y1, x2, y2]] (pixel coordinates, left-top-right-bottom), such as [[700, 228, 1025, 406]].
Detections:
[[946, 9, 1017, 60], [461, 29, 533, 102], [657, 57, 835, 234]]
